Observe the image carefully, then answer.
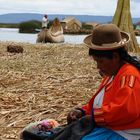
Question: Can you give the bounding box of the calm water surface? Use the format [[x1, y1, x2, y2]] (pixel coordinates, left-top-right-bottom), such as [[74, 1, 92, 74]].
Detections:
[[0, 28, 140, 44], [0, 28, 87, 44]]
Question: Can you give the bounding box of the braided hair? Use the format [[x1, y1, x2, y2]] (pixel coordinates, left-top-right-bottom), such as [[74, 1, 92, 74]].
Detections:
[[89, 47, 140, 70]]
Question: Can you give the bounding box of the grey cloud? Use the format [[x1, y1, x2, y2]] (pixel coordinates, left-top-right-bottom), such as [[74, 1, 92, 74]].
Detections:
[[0, 0, 139, 17]]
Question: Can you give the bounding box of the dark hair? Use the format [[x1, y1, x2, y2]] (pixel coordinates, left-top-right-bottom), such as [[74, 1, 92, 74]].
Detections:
[[89, 47, 140, 70]]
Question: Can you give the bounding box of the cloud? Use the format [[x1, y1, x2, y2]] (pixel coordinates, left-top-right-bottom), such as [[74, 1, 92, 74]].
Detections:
[[0, 0, 139, 17], [132, 0, 139, 2], [131, 0, 140, 17]]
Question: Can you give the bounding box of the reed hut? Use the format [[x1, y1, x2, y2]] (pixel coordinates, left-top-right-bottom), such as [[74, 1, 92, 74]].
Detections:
[[61, 17, 82, 32]]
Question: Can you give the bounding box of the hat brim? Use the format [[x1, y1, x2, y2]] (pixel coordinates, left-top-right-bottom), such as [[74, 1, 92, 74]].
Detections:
[[83, 31, 130, 50]]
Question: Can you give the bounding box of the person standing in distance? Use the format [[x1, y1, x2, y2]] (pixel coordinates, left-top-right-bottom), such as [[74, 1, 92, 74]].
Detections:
[[42, 14, 48, 29]]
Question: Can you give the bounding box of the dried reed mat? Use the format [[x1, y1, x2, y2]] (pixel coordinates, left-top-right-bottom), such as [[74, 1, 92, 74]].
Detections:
[[0, 41, 102, 139], [1, 41, 139, 140]]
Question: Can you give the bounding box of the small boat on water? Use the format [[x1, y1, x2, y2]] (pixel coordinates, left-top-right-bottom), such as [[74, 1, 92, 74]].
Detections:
[[36, 18, 64, 43]]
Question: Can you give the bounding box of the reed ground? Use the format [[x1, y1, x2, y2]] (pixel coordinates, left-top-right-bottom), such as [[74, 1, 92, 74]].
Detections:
[[0, 41, 139, 139], [0, 41, 102, 139]]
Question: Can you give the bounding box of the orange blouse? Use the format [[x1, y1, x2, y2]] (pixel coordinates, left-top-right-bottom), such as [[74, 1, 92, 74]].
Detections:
[[82, 63, 140, 130]]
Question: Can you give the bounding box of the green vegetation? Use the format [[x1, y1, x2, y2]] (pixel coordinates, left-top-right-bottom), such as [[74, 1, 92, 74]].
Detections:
[[0, 20, 92, 34], [82, 23, 93, 30], [19, 20, 42, 33]]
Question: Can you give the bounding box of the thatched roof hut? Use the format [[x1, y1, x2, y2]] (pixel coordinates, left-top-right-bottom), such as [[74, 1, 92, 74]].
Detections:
[[85, 22, 100, 29], [61, 17, 82, 31]]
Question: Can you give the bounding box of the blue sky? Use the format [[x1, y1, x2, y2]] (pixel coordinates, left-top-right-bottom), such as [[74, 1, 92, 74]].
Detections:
[[0, 0, 139, 17]]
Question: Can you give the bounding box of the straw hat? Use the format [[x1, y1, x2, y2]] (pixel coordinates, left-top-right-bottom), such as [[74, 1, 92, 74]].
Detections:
[[84, 24, 130, 50]]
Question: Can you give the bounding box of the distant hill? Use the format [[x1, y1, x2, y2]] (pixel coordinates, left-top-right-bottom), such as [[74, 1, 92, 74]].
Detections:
[[0, 13, 140, 24]]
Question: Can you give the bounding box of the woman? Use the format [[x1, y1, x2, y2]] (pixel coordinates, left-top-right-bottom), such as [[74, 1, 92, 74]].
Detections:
[[67, 24, 140, 140]]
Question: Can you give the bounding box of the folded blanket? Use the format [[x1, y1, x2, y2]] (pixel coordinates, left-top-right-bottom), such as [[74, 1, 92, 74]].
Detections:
[[21, 116, 94, 140], [54, 116, 94, 140]]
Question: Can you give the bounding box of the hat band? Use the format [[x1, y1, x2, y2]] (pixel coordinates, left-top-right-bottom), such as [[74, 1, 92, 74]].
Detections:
[[91, 39, 126, 47]]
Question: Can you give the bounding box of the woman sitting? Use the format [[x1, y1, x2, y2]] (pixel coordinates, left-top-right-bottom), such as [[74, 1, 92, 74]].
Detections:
[[67, 23, 140, 140]]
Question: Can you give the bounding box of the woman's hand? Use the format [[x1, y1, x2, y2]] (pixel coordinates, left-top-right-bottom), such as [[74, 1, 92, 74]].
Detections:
[[67, 108, 84, 124]]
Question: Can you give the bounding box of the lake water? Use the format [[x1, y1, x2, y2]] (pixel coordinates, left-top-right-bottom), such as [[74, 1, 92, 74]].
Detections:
[[0, 28, 87, 44], [0, 28, 140, 44]]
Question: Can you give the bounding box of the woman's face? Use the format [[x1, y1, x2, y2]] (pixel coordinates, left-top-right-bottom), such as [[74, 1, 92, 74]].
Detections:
[[92, 54, 121, 76]]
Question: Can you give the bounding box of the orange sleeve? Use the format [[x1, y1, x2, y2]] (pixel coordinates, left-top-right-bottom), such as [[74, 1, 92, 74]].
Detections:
[[82, 96, 94, 115], [94, 77, 140, 127]]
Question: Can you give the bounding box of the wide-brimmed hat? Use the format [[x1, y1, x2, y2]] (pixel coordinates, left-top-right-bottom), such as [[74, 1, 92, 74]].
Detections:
[[84, 24, 130, 50]]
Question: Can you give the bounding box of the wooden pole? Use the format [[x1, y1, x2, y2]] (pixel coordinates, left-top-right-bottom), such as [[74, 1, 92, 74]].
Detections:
[[112, 0, 139, 52]]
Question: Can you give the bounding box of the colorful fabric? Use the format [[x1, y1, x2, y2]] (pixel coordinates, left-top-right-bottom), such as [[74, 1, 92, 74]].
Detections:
[[24, 119, 59, 131], [82, 127, 127, 140], [20, 119, 59, 139], [21, 116, 94, 140], [82, 63, 140, 130]]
